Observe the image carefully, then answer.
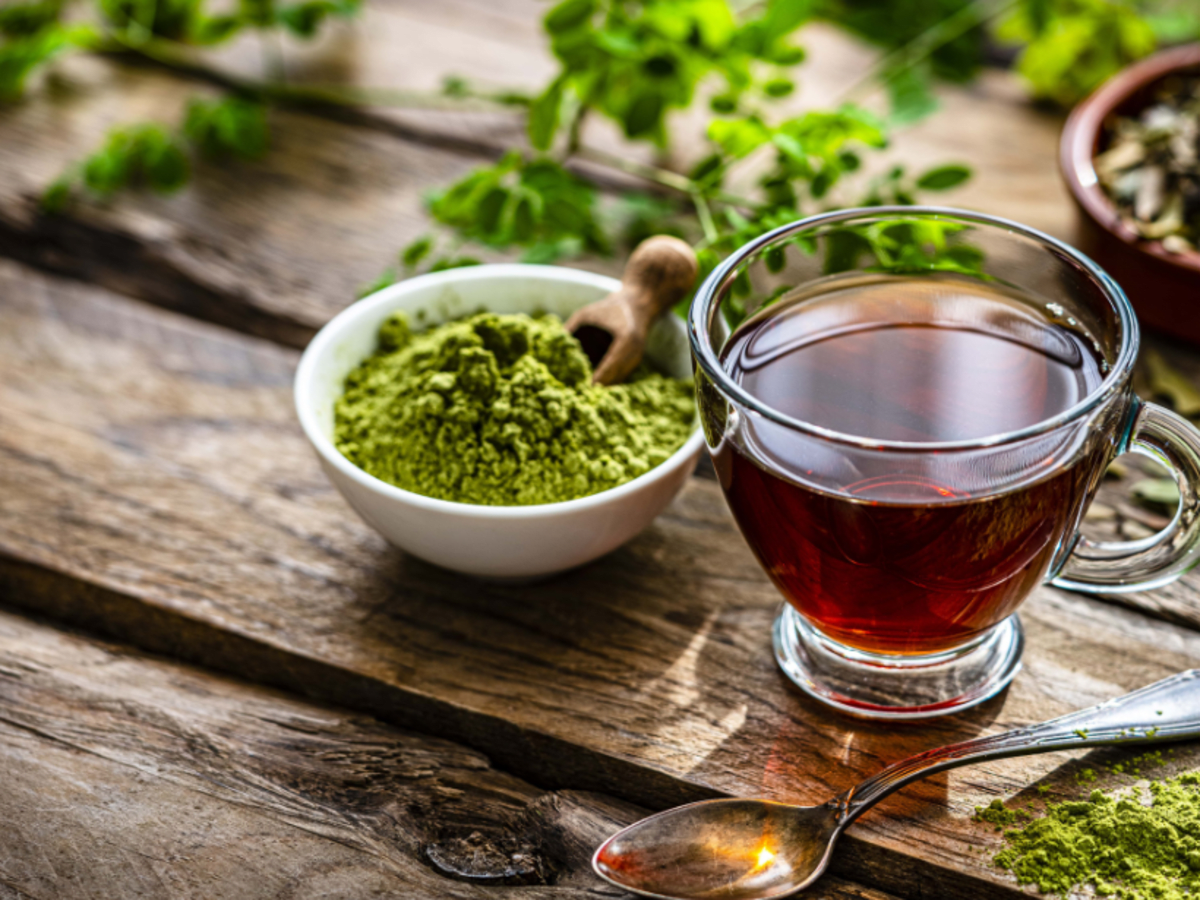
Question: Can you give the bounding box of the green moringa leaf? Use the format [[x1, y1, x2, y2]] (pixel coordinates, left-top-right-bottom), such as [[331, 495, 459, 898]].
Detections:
[[0, 0, 63, 37], [75, 125, 190, 197], [402, 235, 433, 269], [763, 77, 795, 98], [762, 0, 812, 35], [708, 116, 771, 158], [916, 164, 972, 191], [885, 64, 939, 126], [528, 77, 565, 151], [544, 0, 594, 34], [184, 96, 269, 160], [623, 92, 664, 139], [191, 13, 242, 43], [0, 24, 78, 102], [39, 175, 72, 213]]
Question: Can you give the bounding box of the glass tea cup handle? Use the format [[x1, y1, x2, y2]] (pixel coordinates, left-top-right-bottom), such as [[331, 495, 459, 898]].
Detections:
[[1055, 400, 1200, 593]]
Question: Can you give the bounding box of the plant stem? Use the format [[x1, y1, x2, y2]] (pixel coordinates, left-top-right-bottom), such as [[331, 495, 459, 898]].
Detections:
[[574, 144, 759, 210], [566, 102, 587, 155], [691, 191, 718, 244], [263, 26, 286, 84], [839, 0, 1020, 104], [101, 34, 508, 111], [577, 144, 692, 191], [101, 33, 763, 226]]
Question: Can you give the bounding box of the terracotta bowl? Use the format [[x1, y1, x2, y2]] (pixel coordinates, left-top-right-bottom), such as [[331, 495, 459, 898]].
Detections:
[[1060, 44, 1200, 345]]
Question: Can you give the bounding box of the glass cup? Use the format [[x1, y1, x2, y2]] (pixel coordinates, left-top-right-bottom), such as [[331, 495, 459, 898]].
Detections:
[[689, 207, 1200, 719]]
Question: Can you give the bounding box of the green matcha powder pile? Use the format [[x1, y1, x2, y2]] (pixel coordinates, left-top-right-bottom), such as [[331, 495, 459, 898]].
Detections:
[[982, 772, 1200, 900], [334, 311, 695, 506]]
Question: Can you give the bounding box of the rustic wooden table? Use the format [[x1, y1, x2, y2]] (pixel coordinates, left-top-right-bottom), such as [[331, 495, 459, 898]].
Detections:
[[2, 4, 1200, 898]]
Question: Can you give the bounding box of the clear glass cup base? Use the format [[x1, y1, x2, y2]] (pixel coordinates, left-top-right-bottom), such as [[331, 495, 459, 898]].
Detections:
[[772, 605, 1024, 720]]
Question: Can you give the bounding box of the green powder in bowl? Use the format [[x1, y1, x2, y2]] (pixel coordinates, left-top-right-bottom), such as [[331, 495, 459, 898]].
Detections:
[[333, 311, 696, 506]]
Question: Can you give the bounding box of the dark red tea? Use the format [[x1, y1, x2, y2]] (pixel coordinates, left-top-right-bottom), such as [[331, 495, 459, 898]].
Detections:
[[714, 277, 1111, 655]]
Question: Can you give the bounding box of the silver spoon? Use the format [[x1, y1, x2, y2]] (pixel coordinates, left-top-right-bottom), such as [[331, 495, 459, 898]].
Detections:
[[594, 670, 1200, 900]]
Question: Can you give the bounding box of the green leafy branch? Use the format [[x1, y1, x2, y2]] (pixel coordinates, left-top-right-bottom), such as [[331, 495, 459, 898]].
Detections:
[[1, 0, 353, 206], [4, 0, 1192, 304], [830, 0, 1198, 109], [377, 0, 979, 294], [0, 0, 98, 102]]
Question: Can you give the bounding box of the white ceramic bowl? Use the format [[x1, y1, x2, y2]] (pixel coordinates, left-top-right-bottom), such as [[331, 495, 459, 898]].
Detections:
[[294, 264, 704, 579]]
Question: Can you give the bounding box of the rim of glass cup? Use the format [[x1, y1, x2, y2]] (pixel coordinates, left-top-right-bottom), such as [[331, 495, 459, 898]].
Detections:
[[687, 206, 1140, 453]]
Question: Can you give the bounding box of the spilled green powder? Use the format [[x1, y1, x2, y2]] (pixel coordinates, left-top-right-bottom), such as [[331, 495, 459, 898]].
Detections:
[[992, 772, 1200, 899], [976, 798, 1021, 827], [333, 311, 695, 505]]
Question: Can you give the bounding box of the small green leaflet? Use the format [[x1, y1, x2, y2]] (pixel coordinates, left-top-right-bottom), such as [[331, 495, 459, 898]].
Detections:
[[916, 164, 972, 191], [0, 23, 93, 102], [528, 77, 565, 151], [886, 64, 939, 126], [544, 0, 594, 33], [184, 97, 269, 161]]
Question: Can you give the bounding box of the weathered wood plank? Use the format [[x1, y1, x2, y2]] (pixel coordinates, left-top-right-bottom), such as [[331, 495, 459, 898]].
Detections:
[[0, 617, 615, 897], [0, 55, 487, 348], [0, 605, 899, 900], [3, 262, 1200, 898]]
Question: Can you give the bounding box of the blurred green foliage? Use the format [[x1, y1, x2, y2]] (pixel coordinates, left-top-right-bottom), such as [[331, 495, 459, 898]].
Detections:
[[392, 0, 978, 284], [818, 0, 986, 81], [389, 0, 1194, 284], [44, 96, 268, 209], [535, 0, 809, 147], [824, 0, 1199, 109], [9, 0, 343, 208], [999, 0, 1159, 105], [5, 0, 1194, 298], [184, 96, 269, 160]]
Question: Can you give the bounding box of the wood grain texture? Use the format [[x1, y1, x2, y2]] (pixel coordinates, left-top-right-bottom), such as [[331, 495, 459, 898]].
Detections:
[[3, 261, 1200, 899], [0, 605, 899, 900], [0, 55, 485, 348], [0, 614, 614, 897]]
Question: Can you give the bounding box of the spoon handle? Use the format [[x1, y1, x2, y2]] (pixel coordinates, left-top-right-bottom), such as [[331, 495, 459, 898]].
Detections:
[[840, 669, 1200, 823], [620, 236, 699, 326]]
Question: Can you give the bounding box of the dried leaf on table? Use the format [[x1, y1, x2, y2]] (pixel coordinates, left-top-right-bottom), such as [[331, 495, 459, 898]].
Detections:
[[1084, 502, 1116, 522], [1131, 477, 1180, 513], [1121, 519, 1157, 541], [1096, 75, 1200, 249], [1143, 349, 1200, 417], [1134, 165, 1166, 221]]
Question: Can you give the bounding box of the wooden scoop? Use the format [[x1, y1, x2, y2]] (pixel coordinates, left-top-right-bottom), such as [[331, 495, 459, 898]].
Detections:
[[566, 235, 699, 385]]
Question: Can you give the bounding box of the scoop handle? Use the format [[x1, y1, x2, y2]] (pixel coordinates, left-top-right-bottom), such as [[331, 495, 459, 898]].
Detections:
[[620, 236, 698, 327], [839, 669, 1200, 825]]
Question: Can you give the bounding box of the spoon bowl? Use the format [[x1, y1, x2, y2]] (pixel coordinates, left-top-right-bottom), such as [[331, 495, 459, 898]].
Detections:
[[594, 799, 841, 900], [593, 670, 1200, 900]]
